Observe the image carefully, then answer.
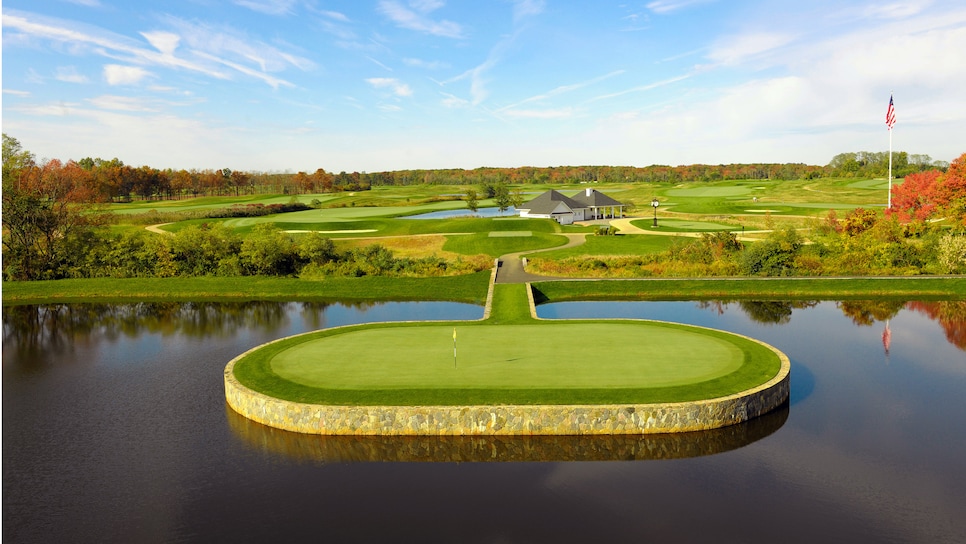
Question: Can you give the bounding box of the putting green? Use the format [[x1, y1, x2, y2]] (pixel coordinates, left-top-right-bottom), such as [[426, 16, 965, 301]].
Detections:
[[233, 319, 781, 406], [273, 323, 741, 389]]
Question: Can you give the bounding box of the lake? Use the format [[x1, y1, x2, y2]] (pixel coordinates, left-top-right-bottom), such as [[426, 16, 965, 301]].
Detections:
[[3, 299, 965, 543]]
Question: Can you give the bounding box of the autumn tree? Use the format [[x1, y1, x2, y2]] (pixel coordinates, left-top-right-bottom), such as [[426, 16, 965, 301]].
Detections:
[[933, 152, 966, 226], [2, 135, 103, 280], [888, 170, 941, 223], [888, 152, 966, 226]]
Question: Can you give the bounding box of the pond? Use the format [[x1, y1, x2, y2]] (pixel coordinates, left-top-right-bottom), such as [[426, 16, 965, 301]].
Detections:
[[403, 206, 518, 219], [3, 299, 965, 543]]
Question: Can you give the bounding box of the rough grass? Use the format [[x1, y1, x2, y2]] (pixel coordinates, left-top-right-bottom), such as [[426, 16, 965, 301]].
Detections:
[[1, 272, 493, 305], [530, 277, 966, 303]]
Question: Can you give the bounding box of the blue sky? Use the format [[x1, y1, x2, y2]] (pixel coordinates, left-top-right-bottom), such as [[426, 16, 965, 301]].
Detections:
[[3, 0, 965, 173]]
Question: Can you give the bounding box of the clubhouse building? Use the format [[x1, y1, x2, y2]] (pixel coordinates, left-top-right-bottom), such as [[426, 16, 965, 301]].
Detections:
[[517, 188, 625, 225]]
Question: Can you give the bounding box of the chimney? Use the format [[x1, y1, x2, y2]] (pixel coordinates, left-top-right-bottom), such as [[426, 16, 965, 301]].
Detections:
[[585, 188, 592, 197]]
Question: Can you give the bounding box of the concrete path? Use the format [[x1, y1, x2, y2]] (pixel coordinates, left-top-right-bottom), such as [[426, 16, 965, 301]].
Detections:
[[495, 233, 587, 284], [145, 223, 174, 235]]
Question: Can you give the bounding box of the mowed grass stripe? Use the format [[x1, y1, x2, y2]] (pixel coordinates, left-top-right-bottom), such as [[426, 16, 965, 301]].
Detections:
[[271, 323, 742, 389]]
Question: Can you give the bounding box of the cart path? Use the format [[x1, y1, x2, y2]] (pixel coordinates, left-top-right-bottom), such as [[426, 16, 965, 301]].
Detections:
[[495, 233, 587, 284]]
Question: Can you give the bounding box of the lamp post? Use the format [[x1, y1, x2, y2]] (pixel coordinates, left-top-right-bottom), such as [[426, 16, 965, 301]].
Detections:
[[651, 198, 660, 227]]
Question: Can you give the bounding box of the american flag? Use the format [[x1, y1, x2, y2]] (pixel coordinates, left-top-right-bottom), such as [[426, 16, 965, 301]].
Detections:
[[886, 95, 896, 129]]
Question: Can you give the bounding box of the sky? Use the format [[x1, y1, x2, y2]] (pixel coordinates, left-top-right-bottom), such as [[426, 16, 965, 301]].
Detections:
[[3, 0, 965, 173]]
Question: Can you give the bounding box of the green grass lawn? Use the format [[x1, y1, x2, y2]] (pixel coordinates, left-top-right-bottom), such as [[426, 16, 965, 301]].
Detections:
[[530, 277, 966, 302], [1, 272, 493, 305], [443, 232, 569, 257], [628, 218, 738, 232], [529, 234, 674, 259]]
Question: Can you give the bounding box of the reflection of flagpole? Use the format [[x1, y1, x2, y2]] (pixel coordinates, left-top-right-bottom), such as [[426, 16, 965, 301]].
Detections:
[[882, 319, 892, 357]]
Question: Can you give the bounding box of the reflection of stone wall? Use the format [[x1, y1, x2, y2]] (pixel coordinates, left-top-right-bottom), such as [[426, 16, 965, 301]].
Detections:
[[224, 347, 790, 436], [226, 401, 788, 462]]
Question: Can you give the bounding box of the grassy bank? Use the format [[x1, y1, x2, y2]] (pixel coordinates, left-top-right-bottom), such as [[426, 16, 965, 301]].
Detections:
[[5, 274, 963, 306], [531, 277, 966, 303], [1, 272, 492, 305]]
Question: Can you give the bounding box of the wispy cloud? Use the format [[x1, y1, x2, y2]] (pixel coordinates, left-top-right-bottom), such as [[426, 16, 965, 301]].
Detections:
[[377, 0, 464, 38], [440, 92, 468, 108], [589, 73, 691, 102], [84, 93, 202, 112], [87, 95, 160, 112], [55, 66, 89, 84], [64, 0, 102, 7], [3, 89, 32, 97], [404, 57, 449, 70], [512, 0, 545, 21], [194, 52, 294, 89], [3, 10, 312, 88], [367, 56, 394, 71], [319, 10, 350, 23], [103, 64, 151, 85], [162, 16, 315, 73], [499, 70, 626, 112], [646, 0, 714, 14], [366, 77, 413, 97], [2, 11, 231, 80], [503, 107, 574, 119], [140, 31, 180, 56], [232, 0, 298, 16], [706, 32, 797, 66], [862, 1, 933, 20]]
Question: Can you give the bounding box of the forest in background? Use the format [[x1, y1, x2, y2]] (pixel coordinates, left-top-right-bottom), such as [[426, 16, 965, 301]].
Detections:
[[3, 133, 964, 282], [0, 133, 949, 202]]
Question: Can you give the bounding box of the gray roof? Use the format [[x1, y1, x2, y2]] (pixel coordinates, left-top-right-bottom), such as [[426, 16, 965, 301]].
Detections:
[[522, 189, 623, 214], [571, 189, 623, 208], [520, 189, 583, 214]]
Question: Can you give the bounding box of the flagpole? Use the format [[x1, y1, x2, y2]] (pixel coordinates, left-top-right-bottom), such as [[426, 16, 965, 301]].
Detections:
[[888, 121, 893, 209], [886, 92, 895, 210]]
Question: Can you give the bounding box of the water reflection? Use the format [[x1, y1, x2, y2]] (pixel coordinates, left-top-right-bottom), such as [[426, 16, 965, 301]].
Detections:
[[225, 401, 789, 463], [541, 299, 966, 351], [2, 300, 484, 367]]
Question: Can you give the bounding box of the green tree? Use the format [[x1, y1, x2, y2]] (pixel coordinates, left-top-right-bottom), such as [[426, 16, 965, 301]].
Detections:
[[169, 223, 241, 276], [239, 224, 297, 275], [493, 183, 512, 215], [297, 233, 336, 266], [465, 188, 479, 213], [3, 133, 34, 185]]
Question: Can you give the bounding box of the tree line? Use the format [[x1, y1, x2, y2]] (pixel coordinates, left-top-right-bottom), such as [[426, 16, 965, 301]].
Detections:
[[3, 132, 962, 282], [3, 133, 949, 204]]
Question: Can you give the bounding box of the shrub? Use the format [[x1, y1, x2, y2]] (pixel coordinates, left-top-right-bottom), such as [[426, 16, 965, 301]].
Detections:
[[239, 224, 298, 276], [937, 233, 966, 273], [739, 227, 802, 276]]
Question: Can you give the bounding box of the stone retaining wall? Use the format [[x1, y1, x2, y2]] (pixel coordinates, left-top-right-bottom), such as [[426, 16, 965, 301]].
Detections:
[[224, 346, 789, 436]]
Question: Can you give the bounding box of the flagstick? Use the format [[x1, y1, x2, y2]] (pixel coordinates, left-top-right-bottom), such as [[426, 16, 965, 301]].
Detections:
[[453, 328, 457, 369]]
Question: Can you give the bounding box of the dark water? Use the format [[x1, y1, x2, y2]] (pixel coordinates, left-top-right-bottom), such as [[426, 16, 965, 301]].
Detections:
[[3, 299, 965, 543]]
